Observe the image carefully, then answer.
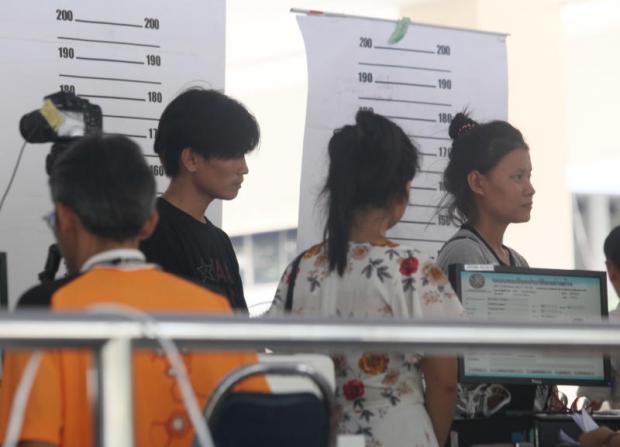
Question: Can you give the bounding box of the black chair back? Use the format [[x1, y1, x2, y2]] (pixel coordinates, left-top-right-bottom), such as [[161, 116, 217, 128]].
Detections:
[[195, 362, 337, 447], [211, 391, 329, 447]]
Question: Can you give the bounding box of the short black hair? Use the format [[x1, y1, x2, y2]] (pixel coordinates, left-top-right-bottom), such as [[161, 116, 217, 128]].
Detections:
[[442, 112, 528, 224], [605, 226, 620, 269], [49, 134, 156, 241], [154, 88, 260, 177], [323, 110, 419, 275]]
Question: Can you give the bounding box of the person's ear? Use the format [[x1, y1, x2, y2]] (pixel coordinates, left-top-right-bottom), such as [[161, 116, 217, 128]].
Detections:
[[467, 170, 485, 196], [405, 180, 412, 196], [607, 260, 619, 282], [180, 147, 199, 173], [55, 203, 79, 235], [138, 210, 159, 241]]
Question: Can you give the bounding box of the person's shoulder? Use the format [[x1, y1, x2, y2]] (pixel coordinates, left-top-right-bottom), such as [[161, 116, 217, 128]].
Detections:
[[440, 236, 483, 256], [363, 241, 430, 270], [154, 197, 202, 229], [151, 269, 232, 310], [18, 274, 80, 308], [442, 227, 482, 246], [155, 196, 174, 213], [300, 242, 325, 259], [389, 245, 436, 268], [438, 230, 485, 258], [436, 230, 488, 272], [140, 199, 186, 253], [375, 242, 426, 259], [142, 199, 176, 241], [204, 219, 231, 240], [507, 247, 529, 267], [154, 197, 172, 219], [153, 197, 185, 227]]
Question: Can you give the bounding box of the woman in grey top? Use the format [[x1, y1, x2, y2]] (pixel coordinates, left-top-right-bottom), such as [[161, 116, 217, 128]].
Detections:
[[437, 112, 534, 273], [436, 112, 538, 417]]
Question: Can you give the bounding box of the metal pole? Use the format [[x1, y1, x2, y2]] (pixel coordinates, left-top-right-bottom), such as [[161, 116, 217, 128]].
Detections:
[[1, 313, 620, 353], [98, 337, 134, 447]]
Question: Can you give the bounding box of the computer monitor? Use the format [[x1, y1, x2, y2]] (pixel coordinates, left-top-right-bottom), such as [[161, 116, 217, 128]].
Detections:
[[450, 264, 611, 386]]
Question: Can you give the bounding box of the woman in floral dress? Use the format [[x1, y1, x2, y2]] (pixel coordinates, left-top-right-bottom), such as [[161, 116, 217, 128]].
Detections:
[[267, 111, 465, 447]]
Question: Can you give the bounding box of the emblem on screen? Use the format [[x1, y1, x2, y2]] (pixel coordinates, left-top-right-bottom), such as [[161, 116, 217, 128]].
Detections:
[[469, 273, 486, 289]]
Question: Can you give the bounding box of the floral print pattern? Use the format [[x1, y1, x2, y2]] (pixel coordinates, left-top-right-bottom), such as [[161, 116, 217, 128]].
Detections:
[[351, 245, 370, 260], [422, 263, 448, 286], [361, 258, 392, 282], [267, 241, 465, 447], [399, 256, 419, 276], [358, 353, 390, 375], [343, 379, 365, 400], [381, 369, 401, 386]]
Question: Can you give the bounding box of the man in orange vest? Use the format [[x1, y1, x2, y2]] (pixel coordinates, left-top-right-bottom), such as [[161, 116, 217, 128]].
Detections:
[[0, 134, 267, 447]]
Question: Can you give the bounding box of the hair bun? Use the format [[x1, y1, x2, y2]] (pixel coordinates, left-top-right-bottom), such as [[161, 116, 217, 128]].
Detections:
[[355, 109, 375, 137], [449, 112, 478, 140]]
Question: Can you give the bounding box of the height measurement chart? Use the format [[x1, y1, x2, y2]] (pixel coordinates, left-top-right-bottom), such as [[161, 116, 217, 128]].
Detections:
[[0, 0, 224, 305], [297, 13, 508, 255]]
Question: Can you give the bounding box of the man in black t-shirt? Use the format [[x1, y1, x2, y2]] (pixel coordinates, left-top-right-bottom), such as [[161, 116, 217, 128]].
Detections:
[[140, 89, 260, 312]]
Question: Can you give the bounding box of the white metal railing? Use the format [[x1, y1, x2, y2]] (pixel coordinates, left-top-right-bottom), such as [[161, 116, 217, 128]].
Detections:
[[2, 311, 620, 447], [2, 312, 620, 350]]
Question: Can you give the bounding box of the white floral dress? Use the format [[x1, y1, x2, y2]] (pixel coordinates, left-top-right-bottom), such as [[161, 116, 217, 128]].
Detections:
[[266, 240, 465, 447]]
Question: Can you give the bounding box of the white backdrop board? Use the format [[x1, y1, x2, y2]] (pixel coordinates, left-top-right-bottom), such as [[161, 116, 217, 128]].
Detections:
[[296, 12, 508, 255], [0, 0, 225, 306]]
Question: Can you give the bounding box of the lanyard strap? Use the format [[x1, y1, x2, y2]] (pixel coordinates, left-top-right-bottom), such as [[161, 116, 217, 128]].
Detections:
[[461, 223, 515, 267]]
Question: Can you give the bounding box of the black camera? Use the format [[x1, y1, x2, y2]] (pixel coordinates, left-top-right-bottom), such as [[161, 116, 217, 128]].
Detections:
[[19, 91, 103, 282], [20, 91, 103, 174]]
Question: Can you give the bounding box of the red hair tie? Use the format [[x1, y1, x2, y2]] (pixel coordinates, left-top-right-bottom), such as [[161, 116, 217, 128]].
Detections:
[[457, 122, 477, 137]]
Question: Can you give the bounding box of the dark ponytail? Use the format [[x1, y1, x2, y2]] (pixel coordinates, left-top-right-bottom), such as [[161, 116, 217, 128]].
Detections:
[[323, 110, 419, 275], [442, 112, 528, 224]]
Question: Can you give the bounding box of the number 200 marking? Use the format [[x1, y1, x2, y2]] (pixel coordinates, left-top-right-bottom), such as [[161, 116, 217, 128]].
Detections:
[[56, 9, 73, 21], [144, 17, 160, 29]]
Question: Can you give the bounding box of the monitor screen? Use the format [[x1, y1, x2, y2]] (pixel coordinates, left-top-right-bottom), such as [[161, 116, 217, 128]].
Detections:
[[450, 264, 610, 386]]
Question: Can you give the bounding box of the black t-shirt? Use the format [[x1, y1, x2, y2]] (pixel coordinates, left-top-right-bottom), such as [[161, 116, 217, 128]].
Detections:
[[140, 198, 247, 312]]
